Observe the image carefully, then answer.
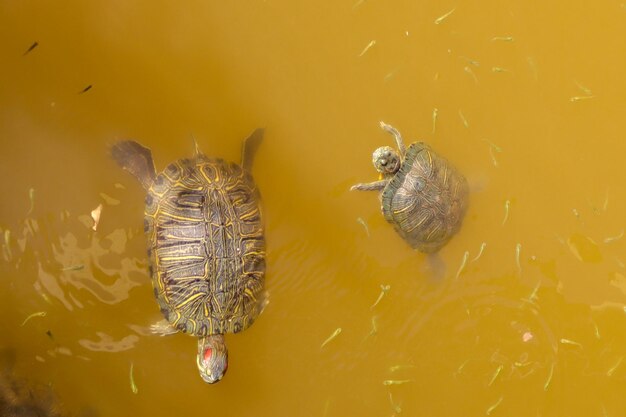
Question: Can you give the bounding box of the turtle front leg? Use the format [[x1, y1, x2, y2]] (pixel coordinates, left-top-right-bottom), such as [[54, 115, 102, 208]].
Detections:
[[150, 319, 178, 336], [350, 180, 388, 192], [380, 121, 406, 156]]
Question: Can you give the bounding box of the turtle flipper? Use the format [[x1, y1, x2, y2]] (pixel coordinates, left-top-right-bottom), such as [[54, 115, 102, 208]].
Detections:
[[350, 179, 388, 191], [150, 319, 178, 336], [380, 121, 406, 156], [241, 128, 264, 172], [111, 140, 157, 190]]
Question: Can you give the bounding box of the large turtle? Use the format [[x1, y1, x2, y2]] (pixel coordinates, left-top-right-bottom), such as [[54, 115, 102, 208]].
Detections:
[[111, 129, 266, 384], [351, 122, 468, 253]]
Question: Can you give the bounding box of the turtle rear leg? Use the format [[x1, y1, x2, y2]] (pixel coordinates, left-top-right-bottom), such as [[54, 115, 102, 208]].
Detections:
[[241, 128, 264, 172], [351, 179, 388, 191], [111, 140, 157, 190], [150, 319, 178, 336], [380, 121, 406, 156]]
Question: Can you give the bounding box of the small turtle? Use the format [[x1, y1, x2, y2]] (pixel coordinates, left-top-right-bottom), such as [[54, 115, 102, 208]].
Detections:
[[351, 122, 468, 253], [111, 129, 267, 384]]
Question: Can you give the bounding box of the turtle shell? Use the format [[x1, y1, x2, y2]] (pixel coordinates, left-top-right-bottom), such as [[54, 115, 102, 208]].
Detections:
[[144, 155, 265, 337], [381, 142, 468, 253]]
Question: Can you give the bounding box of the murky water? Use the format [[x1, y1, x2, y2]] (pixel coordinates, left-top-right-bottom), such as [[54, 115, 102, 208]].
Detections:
[[2, 1, 626, 416]]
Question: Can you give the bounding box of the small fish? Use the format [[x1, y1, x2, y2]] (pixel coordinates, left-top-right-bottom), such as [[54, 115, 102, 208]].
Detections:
[[458, 110, 469, 128], [432, 108, 438, 134], [79, 85, 93, 94], [570, 95, 594, 102], [382, 379, 412, 386], [389, 364, 415, 372], [321, 328, 342, 349], [370, 284, 390, 309], [607, 357, 622, 377], [130, 362, 138, 394], [472, 242, 486, 262], [62, 264, 85, 272], [491, 36, 514, 42], [515, 243, 522, 276], [359, 40, 376, 57], [26, 188, 35, 215], [502, 200, 511, 225], [356, 217, 370, 237], [388, 392, 402, 414], [560, 338, 582, 348], [544, 362, 554, 391], [455, 251, 469, 279], [21, 311, 47, 326], [434, 8, 456, 25], [23, 41, 39, 56], [492, 66, 508, 73], [464, 66, 478, 84], [486, 397, 503, 415], [488, 364, 503, 386], [604, 230, 624, 244]]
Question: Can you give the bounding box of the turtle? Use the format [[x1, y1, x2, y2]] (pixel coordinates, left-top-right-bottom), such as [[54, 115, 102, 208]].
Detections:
[[111, 129, 267, 384], [351, 121, 468, 253]]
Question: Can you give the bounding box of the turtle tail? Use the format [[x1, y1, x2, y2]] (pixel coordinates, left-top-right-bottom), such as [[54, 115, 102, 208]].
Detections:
[[110, 140, 157, 190]]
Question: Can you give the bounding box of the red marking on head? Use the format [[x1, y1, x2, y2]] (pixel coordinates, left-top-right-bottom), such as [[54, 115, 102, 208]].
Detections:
[[203, 347, 213, 363]]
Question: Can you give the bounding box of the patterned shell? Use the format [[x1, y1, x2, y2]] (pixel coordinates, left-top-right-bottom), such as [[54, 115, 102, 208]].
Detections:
[[144, 155, 265, 337], [381, 143, 468, 253]]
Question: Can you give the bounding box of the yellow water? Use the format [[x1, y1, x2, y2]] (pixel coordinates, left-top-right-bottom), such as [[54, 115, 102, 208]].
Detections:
[[2, 1, 626, 416]]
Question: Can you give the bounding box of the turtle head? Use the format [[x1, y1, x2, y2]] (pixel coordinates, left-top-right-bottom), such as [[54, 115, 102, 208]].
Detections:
[[197, 335, 228, 384], [372, 146, 401, 176]]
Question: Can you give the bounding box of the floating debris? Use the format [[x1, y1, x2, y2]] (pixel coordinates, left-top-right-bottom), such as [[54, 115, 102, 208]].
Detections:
[[130, 362, 138, 394], [79, 85, 93, 94], [26, 188, 35, 215], [544, 363, 554, 391], [488, 364, 503, 386], [321, 328, 342, 349], [383, 379, 412, 386], [486, 397, 503, 415], [502, 200, 511, 225], [359, 40, 376, 57], [607, 357, 622, 377], [23, 41, 39, 55], [21, 311, 47, 326], [356, 217, 370, 237], [46, 330, 54, 341], [572, 208, 580, 219], [604, 230, 624, 244], [458, 110, 469, 128], [464, 66, 478, 84], [492, 66, 509, 73], [455, 251, 469, 278], [114, 183, 126, 190], [515, 243, 522, 276], [593, 321, 601, 339], [432, 108, 438, 134], [434, 7, 456, 25], [472, 242, 486, 262], [491, 36, 514, 42], [91, 204, 103, 231], [522, 331, 534, 342], [560, 338, 582, 348], [371, 284, 391, 309]]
